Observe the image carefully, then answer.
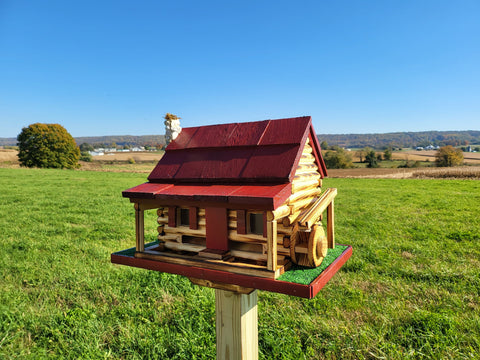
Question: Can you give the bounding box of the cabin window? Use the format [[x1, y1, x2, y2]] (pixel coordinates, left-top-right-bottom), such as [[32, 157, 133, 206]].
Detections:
[[248, 212, 264, 235], [177, 208, 190, 227]]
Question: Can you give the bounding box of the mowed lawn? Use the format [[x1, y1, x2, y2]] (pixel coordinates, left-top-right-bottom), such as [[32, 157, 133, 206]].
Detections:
[[0, 168, 479, 359]]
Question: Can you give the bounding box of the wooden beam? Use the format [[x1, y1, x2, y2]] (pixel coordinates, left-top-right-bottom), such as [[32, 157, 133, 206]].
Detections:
[[267, 205, 290, 221], [327, 200, 335, 248], [291, 178, 321, 193], [134, 203, 145, 252], [216, 289, 258, 360], [297, 188, 337, 229], [267, 220, 277, 271], [287, 187, 322, 204]]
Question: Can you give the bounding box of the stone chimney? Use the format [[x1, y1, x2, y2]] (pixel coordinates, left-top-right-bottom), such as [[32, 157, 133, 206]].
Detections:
[[164, 113, 182, 146]]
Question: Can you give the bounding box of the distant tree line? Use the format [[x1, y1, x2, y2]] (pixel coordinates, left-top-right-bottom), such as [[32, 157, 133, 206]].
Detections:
[[317, 130, 480, 149]]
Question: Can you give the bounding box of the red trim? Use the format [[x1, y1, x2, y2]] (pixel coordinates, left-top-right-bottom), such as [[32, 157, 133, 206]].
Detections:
[[308, 126, 328, 178], [111, 245, 352, 299], [189, 206, 198, 230], [205, 207, 229, 251], [237, 210, 246, 234], [123, 183, 292, 211], [168, 206, 177, 227]]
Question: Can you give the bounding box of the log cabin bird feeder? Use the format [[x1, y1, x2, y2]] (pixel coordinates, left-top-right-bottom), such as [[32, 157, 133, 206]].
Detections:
[[112, 116, 352, 359], [112, 116, 351, 298]]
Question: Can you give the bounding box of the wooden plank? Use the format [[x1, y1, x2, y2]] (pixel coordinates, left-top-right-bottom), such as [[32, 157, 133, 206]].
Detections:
[[267, 220, 278, 271], [163, 226, 206, 237], [164, 241, 206, 253], [289, 196, 317, 213], [327, 200, 335, 248], [189, 206, 198, 230], [134, 204, 144, 252], [237, 210, 247, 234], [293, 172, 320, 181], [228, 230, 283, 244], [168, 206, 177, 227], [157, 234, 181, 242], [287, 187, 322, 204], [112, 244, 353, 299], [206, 207, 229, 251], [297, 188, 337, 228], [215, 289, 258, 360], [262, 212, 267, 238], [134, 251, 280, 278], [291, 178, 321, 193], [189, 278, 255, 294], [267, 205, 290, 221]]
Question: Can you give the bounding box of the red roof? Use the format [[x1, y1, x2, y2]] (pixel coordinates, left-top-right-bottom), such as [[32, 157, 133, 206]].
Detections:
[[123, 116, 327, 210]]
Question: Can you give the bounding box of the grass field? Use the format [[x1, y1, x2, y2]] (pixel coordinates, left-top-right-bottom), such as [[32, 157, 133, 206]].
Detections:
[[1, 168, 479, 359]]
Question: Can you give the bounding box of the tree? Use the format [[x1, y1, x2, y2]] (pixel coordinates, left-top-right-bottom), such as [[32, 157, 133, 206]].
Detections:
[[365, 150, 379, 168], [17, 123, 80, 169], [355, 149, 365, 163], [435, 146, 463, 167], [383, 148, 392, 161], [323, 148, 354, 169], [320, 141, 329, 150], [79, 142, 94, 152]]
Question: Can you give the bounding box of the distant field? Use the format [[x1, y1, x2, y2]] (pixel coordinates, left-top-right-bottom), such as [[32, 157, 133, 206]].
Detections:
[[91, 151, 164, 162], [0, 168, 478, 359], [0, 149, 19, 163], [328, 166, 480, 179], [3, 149, 480, 180], [392, 150, 480, 164]]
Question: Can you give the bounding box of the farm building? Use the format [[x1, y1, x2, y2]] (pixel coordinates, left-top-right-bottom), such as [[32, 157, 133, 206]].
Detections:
[[122, 116, 337, 279]]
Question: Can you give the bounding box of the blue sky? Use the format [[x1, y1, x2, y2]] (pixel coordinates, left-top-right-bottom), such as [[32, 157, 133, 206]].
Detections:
[[1, 0, 479, 138]]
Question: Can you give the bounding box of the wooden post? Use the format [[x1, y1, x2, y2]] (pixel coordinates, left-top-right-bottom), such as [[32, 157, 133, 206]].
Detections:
[[266, 219, 277, 271], [327, 200, 335, 248], [216, 289, 258, 360], [134, 203, 145, 252]]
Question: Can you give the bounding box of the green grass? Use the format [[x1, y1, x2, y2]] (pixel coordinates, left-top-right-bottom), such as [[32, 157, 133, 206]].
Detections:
[[1, 168, 479, 359]]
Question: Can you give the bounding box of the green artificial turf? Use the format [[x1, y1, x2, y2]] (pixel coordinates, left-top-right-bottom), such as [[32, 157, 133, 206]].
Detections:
[[278, 245, 349, 285]]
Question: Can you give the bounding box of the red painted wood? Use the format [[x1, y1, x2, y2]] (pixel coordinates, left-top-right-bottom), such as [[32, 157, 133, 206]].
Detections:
[[240, 144, 300, 181], [168, 206, 177, 227], [205, 207, 229, 251], [111, 245, 352, 299], [237, 210, 247, 234], [186, 123, 238, 148], [122, 183, 173, 199], [124, 183, 292, 210], [189, 206, 198, 230], [165, 127, 198, 150], [309, 245, 352, 297], [259, 117, 310, 145], [225, 121, 269, 147], [309, 128, 328, 178], [147, 116, 324, 184]]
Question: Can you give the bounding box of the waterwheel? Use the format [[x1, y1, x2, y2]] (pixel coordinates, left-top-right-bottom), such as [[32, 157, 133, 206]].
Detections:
[[289, 223, 328, 267]]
